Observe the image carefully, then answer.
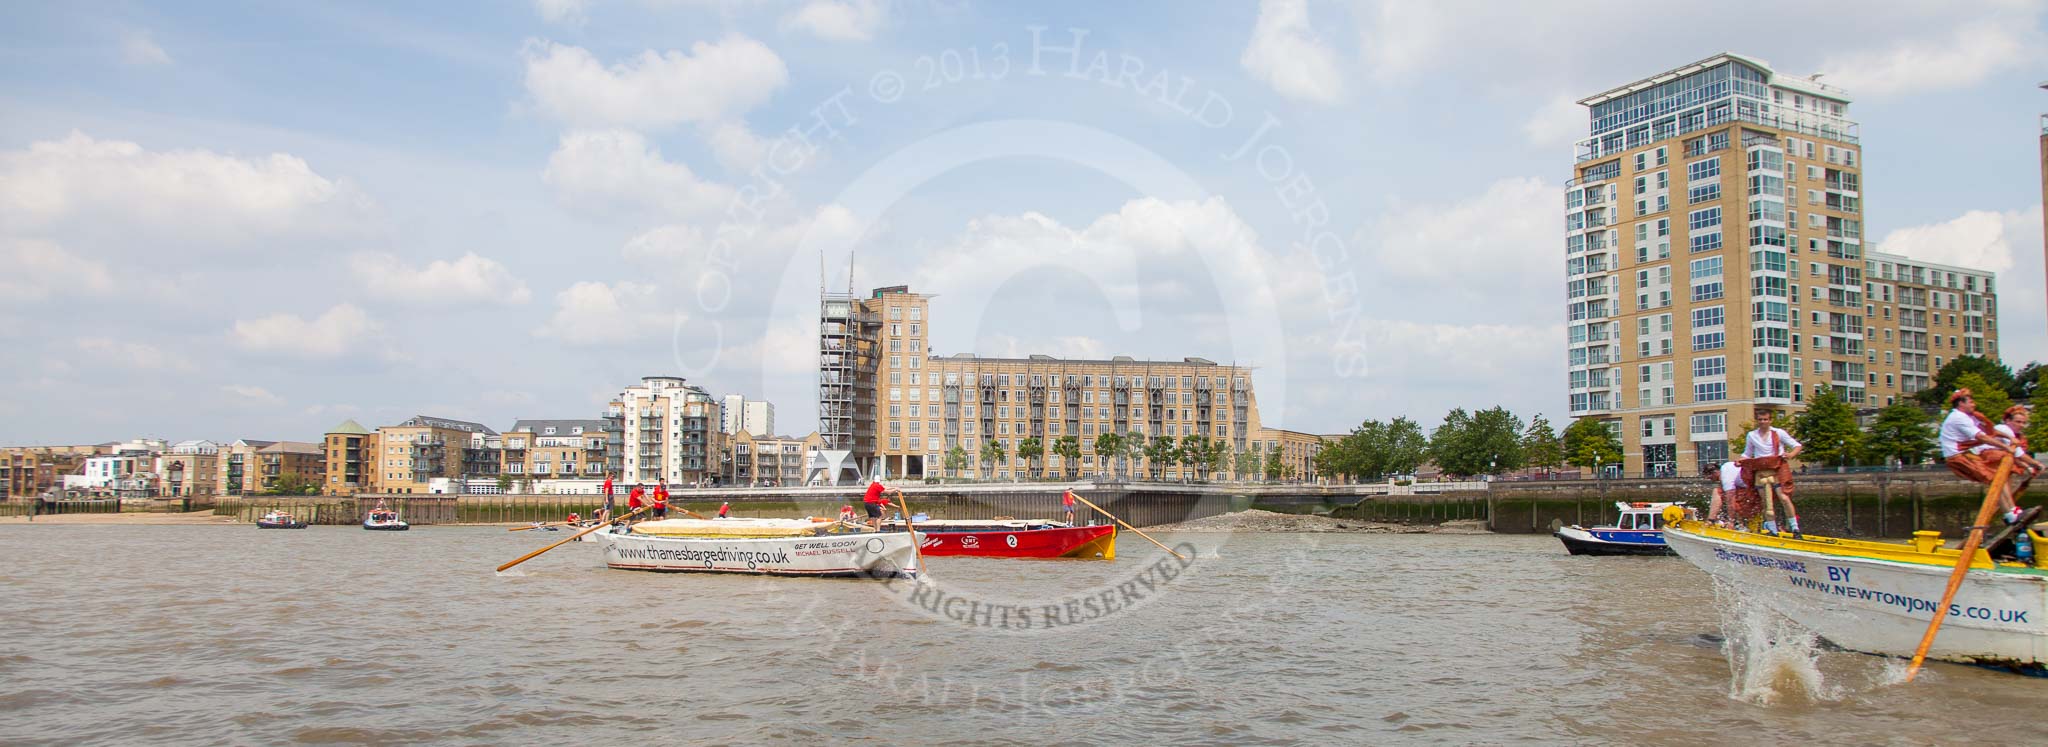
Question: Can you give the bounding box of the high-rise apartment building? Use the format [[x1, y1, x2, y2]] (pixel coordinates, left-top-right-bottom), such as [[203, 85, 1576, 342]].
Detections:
[[821, 285, 1266, 480], [719, 394, 775, 438], [1566, 53, 1999, 477], [612, 376, 724, 486]]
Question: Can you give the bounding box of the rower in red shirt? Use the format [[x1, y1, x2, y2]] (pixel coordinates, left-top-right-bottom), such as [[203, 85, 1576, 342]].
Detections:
[[627, 484, 645, 522], [862, 479, 901, 531], [1062, 489, 1079, 525], [652, 484, 670, 520], [717, 501, 731, 519]]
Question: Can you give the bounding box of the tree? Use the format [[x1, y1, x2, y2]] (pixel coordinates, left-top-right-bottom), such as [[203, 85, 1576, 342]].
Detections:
[[1092, 432, 1123, 478], [1727, 420, 1753, 458], [266, 472, 319, 496], [1235, 448, 1259, 481], [1122, 431, 1144, 478], [1522, 415, 1562, 471], [1790, 384, 1862, 468], [943, 445, 969, 477], [1952, 371, 2013, 419], [1916, 355, 2016, 408], [2014, 362, 2045, 404], [1143, 435, 1178, 480], [1382, 417, 1429, 477], [1427, 408, 1472, 475], [495, 473, 512, 492], [1265, 448, 1284, 480], [1016, 437, 1045, 479], [1428, 407, 1525, 476], [979, 439, 1007, 478], [1176, 435, 1207, 481], [2029, 391, 2048, 451], [1862, 401, 1935, 466], [1562, 417, 1621, 472], [1052, 436, 1082, 478], [1202, 438, 1229, 480]]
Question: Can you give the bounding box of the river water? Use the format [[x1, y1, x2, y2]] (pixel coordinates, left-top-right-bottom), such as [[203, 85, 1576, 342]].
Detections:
[[0, 525, 2041, 745]]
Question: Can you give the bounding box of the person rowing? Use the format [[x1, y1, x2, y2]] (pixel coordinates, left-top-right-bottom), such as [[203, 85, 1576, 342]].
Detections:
[[717, 501, 730, 519], [566, 511, 580, 527], [626, 484, 646, 524], [651, 484, 670, 520], [1703, 459, 1757, 529], [1739, 408, 1804, 535], [1062, 488, 1079, 525], [862, 478, 902, 531], [1942, 389, 2028, 526], [1994, 405, 2045, 485]]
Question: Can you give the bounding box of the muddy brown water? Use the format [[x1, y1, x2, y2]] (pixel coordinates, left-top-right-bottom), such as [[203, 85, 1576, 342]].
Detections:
[[0, 526, 2040, 745]]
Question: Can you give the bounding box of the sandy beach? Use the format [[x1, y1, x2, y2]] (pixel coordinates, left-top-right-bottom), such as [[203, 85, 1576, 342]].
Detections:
[[0, 510, 239, 526]]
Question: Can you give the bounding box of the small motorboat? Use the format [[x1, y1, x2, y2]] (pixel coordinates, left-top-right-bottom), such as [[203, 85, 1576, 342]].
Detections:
[[256, 511, 308, 529], [362, 509, 409, 531], [1553, 502, 1678, 556], [881, 519, 1117, 559]]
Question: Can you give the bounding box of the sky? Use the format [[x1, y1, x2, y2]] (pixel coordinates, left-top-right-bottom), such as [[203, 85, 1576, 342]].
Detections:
[[2, 0, 2046, 446]]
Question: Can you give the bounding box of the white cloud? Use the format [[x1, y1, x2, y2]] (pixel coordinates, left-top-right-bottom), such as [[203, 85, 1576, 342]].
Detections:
[[783, 0, 888, 42], [1820, 21, 2033, 96], [221, 384, 285, 407], [533, 0, 589, 26], [480, 390, 537, 407], [76, 337, 195, 372], [1359, 177, 1559, 302], [623, 202, 860, 266], [231, 304, 383, 360], [1874, 209, 2034, 273], [121, 32, 172, 66], [0, 131, 363, 248], [349, 252, 532, 305], [521, 37, 788, 130], [1522, 94, 1585, 148], [704, 120, 771, 172], [1240, 0, 1345, 104], [543, 129, 736, 217], [533, 281, 674, 346], [0, 238, 113, 301]]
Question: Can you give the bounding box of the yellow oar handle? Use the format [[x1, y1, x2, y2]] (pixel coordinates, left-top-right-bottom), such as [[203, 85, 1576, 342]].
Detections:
[[1905, 456, 2014, 681]]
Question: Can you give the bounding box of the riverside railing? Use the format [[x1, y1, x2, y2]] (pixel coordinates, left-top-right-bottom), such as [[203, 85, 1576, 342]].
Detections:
[[0, 499, 125, 517]]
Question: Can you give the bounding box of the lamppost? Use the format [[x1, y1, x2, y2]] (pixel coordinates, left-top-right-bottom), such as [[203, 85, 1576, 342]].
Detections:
[[1594, 454, 1602, 481]]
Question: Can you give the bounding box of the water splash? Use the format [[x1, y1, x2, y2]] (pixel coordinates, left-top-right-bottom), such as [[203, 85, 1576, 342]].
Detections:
[[1712, 578, 1839, 704]]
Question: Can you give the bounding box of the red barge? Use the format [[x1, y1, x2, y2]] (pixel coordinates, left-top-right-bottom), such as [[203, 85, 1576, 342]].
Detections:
[[884, 519, 1117, 559]]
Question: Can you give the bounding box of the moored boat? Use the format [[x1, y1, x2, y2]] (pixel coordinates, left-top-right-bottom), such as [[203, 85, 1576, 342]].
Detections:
[[1664, 514, 2048, 674], [256, 511, 307, 529], [591, 519, 920, 577], [883, 519, 1117, 559], [1553, 502, 1678, 556], [362, 509, 409, 531]]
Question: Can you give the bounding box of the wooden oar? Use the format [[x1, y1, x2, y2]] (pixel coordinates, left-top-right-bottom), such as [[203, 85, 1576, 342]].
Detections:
[[1905, 456, 2014, 681], [895, 495, 926, 576], [1066, 491, 1187, 561], [508, 522, 557, 532], [496, 506, 648, 573]]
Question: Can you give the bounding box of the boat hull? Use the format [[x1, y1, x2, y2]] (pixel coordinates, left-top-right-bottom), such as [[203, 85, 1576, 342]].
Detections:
[[1665, 524, 2048, 672], [593, 528, 920, 578], [256, 521, 306, 529], [362, 522, 409, 531], [1554, 526, 1672, 556], [917, 524, 1117, 559]]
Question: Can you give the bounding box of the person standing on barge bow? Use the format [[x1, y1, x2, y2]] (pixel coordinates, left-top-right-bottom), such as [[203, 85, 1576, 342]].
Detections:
[[1739, 408, 1805, 533], [1943, 389, 2028, 524], [863, 479, 901, 531], [1704, 460, 1758, 528]]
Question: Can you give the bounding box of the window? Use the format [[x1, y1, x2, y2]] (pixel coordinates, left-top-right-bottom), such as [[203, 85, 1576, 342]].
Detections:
[[1686, 157, 1720, 182], [1694, 382, 1727, 402], [1691, 306, 1724, 328], [1688, 207, 1722, 231], [1688, 256, 1722, 279], [1693, 356, 1726, 378], [1690, 411, 1726, 434], [1688, 183, 1721, 204], [1691, 331, 1724, 351], [1689, 232, 1722, 253]]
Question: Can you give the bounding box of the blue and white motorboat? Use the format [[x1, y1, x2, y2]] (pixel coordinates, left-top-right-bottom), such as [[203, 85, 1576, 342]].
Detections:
[[1553, 502, 1679, 556]]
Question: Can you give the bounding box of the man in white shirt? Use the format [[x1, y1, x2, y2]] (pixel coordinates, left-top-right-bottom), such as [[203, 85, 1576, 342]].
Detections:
[[1737, 409, 1804, 534], [1940, 388, 2025, 524], [1703, 460, 1756, 527]]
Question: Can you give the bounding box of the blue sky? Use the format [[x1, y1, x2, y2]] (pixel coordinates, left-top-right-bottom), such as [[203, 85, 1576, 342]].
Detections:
[[2, 0, 2046, 445]]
